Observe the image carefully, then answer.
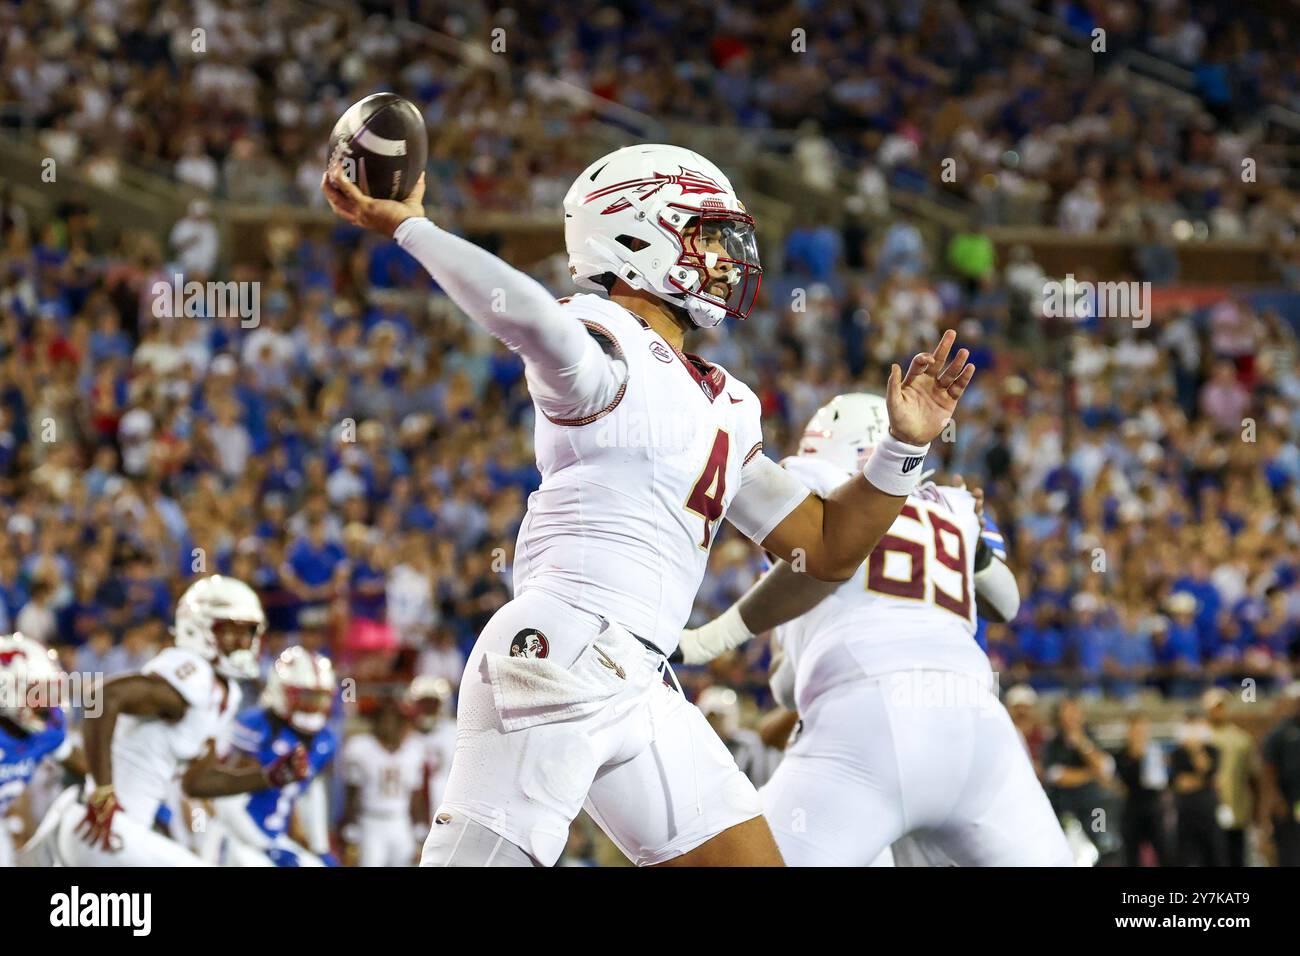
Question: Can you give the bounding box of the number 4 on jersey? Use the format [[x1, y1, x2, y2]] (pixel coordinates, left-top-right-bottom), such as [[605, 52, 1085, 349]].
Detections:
[[684, 428, 730, 549]]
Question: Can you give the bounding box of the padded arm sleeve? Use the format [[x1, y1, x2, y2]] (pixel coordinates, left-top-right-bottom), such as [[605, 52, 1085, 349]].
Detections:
[[727, 454, 812, 545]]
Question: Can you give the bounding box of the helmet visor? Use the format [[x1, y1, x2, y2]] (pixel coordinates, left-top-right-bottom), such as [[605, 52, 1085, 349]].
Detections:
[[673, 209, 762, 320], [408, 694, 443, 729], [286, 686, 332, 715], [212, 618, 264, 659]]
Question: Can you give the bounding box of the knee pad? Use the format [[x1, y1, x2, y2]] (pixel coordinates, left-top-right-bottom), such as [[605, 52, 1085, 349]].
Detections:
[[420, 810, 542, 868]]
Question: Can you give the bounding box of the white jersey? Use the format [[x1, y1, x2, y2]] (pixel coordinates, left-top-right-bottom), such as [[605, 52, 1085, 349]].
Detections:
[[415, 720, 457, 813], [341, 733, 424, 820], [772, 456, 993, 714], [111, 646, 242, 823], [513, 294, 806, 654]]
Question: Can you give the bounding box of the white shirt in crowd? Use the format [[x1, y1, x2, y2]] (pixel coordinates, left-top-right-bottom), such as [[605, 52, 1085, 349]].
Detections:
[[169, 213, 220, 277]]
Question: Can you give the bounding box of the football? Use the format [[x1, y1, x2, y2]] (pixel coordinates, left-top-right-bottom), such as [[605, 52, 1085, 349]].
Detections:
[[326, 92, 428, 201]]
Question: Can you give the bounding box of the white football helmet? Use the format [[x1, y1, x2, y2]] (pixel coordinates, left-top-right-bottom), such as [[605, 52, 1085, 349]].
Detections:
[[405, 675, 452, 732], [173, 575, 266, 680], [262, 646, 336, 735], [563, 143, 762, 328], [0, 632, 63, 734], [798, 393, 891, 472]]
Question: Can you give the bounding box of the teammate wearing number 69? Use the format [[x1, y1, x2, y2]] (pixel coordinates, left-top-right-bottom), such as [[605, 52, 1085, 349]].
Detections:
[[322, 143, 974, 867], [679, 393, 1073, 866]]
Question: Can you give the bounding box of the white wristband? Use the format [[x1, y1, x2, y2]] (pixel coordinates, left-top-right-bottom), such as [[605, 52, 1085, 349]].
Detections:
[[862, 434, 931, 497], [679, 605, 755, 665]]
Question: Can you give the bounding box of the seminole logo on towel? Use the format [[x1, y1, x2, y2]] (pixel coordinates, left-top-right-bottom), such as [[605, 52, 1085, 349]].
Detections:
[[509, 629, 550, 659]]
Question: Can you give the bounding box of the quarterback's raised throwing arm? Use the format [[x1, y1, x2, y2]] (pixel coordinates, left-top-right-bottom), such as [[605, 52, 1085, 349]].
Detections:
[[322, 169, 626, 424]]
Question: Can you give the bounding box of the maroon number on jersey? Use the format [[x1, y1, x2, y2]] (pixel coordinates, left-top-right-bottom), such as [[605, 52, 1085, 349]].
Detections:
[[865, 503, 972, 620], [928, 511, 971, 619], [685, 428, 730, 549]]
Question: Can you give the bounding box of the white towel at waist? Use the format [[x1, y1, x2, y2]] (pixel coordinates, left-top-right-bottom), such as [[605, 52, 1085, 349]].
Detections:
[[486, 616, 661, 732]]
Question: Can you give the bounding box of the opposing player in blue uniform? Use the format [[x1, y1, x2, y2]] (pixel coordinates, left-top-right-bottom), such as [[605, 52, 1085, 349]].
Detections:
[[0, 633, 84, 866], [214, 646, 339, 866]]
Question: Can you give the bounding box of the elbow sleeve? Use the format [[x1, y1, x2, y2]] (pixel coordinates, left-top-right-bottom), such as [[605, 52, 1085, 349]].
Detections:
[[974, 556, 1020, 622]]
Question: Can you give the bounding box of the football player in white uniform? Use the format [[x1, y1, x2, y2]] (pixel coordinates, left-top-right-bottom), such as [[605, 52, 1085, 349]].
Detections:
[[21, 576, 311, 866], [406, 676, 457, 821], [340, 697, 426, 867], [322, 143, 974, 867], [681, 394, 1072, 866]]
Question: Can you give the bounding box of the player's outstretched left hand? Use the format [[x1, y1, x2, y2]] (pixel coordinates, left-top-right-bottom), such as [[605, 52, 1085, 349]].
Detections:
[[884, 329, 974, 446], [321, 165, 427, 238]]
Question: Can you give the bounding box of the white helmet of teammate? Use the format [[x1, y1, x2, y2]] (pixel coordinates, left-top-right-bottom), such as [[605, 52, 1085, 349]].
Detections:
[[262, 646, 336, 735], [697, 685, 740, 739], [173, 575, 266, 680], [405, 675, 452, 732], [0, 632, 63, 734], [798, 393, 890, 472], [563, 143, 762, 329]]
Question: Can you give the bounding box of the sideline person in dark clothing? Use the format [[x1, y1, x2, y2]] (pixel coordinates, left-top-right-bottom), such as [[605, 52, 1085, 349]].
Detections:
[[1169, 713, 1226, 866], [1043, 697, 1117, 856], [1114, 714, 1170, 866], [1261, 683, 1300, 867]]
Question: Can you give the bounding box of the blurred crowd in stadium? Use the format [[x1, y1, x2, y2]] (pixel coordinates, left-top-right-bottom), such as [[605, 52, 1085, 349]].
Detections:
[[2, 0, 1300, 865], [8, 0, 1300, 235]]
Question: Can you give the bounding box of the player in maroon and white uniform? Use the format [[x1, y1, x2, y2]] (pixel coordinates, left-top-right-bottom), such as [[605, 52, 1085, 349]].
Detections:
[[340, 697, 425, 867], [322, 143, 974, 867], [682, 393, 1071, 866], [406, 677, 457, 823]]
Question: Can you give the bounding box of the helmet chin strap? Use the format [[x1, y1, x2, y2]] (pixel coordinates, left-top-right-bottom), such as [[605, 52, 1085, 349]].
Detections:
[[684, 259, 743, 328], [684, 294, 727, 328], [217, 648, 258, 680]]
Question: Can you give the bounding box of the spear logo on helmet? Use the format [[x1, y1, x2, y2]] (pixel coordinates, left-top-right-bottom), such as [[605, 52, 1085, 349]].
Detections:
[[584, 167, 726, 215]]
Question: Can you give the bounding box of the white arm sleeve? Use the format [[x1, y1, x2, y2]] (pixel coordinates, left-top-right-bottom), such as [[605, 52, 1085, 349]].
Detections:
[[974, 555, 1021, 622], [394, 217, 624, 416], [52, 736, 74, 763], [678, 604, 754, 665], [726, 454, 811, 545]]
